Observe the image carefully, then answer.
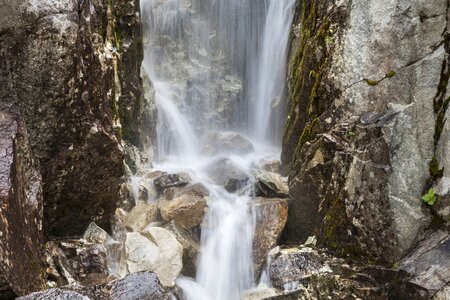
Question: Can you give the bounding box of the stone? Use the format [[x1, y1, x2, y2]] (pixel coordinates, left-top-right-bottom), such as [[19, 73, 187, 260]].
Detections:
[[164, 183, 210, 200], [282, 0, 446, 263], [17, 288, 91, 300], [124, 201, 160, 232], [0, 111, 46, 297], [159, 195, 206, 229], [251, 198, 289, 274], [130, 176, 158, 203], [125, 228, 183, 287], [110, 272, 169, 300], [251, 170, 289, 198], [204, 158, 248, 186], [225, 178, 250, 193], [164, 221, 200, 277], [153, 172, 192, 193], [201, 131, 254, 156], [83, 222, 110, 245], [45, 240, 110, 287], [399, 231, 450, 295], [241, 286, 278, 300], [268, 247, 323, 289], [434, 284, 450, 300]]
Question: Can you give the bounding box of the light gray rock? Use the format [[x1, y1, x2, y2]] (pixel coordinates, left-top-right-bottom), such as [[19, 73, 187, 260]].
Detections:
[[124, 201, 160, 232], [125, 228, 183, 287], [204, 158, 248, 186], [110, 272, 169, 300], [282, 0, 448, 262], [17, 288, 91, 300], [400, 230, 450, 294], [251, 170, 289, 198]]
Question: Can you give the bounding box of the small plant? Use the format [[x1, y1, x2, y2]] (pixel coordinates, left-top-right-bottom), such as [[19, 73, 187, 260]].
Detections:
[[422, 188, 436, 206]]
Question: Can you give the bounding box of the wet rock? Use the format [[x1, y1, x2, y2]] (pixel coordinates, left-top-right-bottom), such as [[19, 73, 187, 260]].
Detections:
[[202, 131, 254, 155], [164, 183, 210, 200], [125, 228, 183, 287], [251, 170, 288, 198], [131, 176, 158, 203], [159, 195, 207, 229], [164, 221, 200, 277], [124, 201, 160, 232], [83, 222, 110, 245], [399, 230, 450, 294], [0, 111, 46, 297], [45, 240, 110, 287], [251, 198, 289, 274], [225, 178, 250, 193], [268, 247, 323, 289], [153, 173, 192, 193], [205, 158, 248, 186], [110, 272, 169, 300], [18, 288, 91, 300]]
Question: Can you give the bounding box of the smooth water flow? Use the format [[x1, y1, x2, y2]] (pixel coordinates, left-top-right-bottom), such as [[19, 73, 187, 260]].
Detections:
[[140, 0, 296, 299]]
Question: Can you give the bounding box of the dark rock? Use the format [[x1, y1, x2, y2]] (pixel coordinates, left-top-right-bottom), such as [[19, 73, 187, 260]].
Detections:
[[0, 0, 149, 238], [0, 111, 46, 297], [153, 173, 191, 193], [18, 288, 91, 300], [269, 248, 323, 289], [45, 240, 110, 287], [225, 178, 250, 193]]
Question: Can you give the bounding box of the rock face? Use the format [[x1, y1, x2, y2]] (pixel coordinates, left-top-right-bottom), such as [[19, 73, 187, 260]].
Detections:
[[0, 111, 46, 297], [282, 0, 449, 263], [124, 228, 183, 287], [251, 198, 289, 274], [0, 0, 151, 237]]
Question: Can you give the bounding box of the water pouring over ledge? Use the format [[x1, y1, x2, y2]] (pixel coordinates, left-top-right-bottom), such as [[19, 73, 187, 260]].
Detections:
[[139, 0, 296, 299]]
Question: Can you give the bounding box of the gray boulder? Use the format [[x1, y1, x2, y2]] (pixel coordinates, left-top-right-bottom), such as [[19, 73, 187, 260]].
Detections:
[[251, 170, 289, 198], [204, 158, 248, 186], [153, 173, 191, 193]]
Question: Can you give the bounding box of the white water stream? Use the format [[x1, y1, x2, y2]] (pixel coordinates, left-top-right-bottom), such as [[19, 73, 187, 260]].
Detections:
[[139, 1, 296, 299]]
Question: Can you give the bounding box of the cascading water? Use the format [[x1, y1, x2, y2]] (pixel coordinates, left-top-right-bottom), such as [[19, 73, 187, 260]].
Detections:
[[139, 0, 296, 299]]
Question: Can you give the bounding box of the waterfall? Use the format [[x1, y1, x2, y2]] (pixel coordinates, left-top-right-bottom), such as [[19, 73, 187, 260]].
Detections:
[[140, 0, 296, 299]]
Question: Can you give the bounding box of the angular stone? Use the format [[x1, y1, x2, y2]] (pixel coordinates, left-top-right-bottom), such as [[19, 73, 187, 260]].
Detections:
[[268, 247, 323, 289], [241, 287, 278, 300], [125, 228, 183, 287], [159, 195, 206, 229], [110, 271, 169, 300], [260, 160, 281, 173], [0, 111, 46, 297], [251, 198, 289, 274], [201, 131, 254, 156], [124, 201, 160, 232], [153, 172, 191, 193], [164, 221, 200, 277], [164, 183, 209, 201], [83, 222, 110, 245], [399, 231, 450, 294], [251, 170, 288, 198]]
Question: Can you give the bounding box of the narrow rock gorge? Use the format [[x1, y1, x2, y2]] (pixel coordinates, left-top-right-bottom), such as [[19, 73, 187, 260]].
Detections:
[[0, 0, 449, 299]]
